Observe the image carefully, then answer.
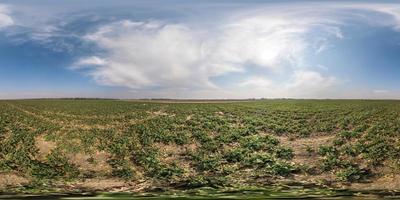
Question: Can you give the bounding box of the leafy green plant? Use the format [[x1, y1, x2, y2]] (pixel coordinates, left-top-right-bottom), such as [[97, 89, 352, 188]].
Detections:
[[336, 165, 370, 182]]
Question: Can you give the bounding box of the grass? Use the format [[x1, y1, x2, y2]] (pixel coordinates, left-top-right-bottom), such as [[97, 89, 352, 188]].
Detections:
[[0, 99, 400, 192]]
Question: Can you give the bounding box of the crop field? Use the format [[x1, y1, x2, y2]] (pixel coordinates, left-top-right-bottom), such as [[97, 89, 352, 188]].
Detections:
[[0, 99, 400, 195]]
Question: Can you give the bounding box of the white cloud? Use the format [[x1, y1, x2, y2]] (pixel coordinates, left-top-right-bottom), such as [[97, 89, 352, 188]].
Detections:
[[373, 89, 389, 94], [238, 77, 272, 88], [286, 70, 337, 93], [353, 4, 400, 31], [211, 18, 307, 69], [74, 10, 343, 96], [74, 56, 107, 68], [283, 70, 337, 98], [79, 20, 222, 89], [71, 2, 400, 98], [234, 70, 337, 98], [0, 5, 13, 28]]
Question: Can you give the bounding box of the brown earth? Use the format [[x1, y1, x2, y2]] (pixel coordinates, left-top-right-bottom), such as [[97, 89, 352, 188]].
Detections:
[[67, 151, 112, 174], [0, 173, 29, 189], [35, 135, 57, 160], [278, 134, 335, 165]]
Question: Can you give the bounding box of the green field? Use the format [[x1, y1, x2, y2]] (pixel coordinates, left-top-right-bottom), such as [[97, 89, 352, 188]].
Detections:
[[1, 99, 400, 198]]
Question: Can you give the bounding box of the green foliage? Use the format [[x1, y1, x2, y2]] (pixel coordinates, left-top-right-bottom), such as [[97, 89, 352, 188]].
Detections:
[[339, 131, 359, 139], [318, 145, 337, 156], [0, 99, 399, 190], [225, 148, 248, 163], [245, 152, 274, 167], [32, 150, 79, 179], [270, 162, 296, 176], [183, 176, 228, 188], [275, 147, 294, 160], [192, 153, 222, 172], [336, 165, 370, 182], [107, 157, 134, 179], [240, 135, 279, 151]]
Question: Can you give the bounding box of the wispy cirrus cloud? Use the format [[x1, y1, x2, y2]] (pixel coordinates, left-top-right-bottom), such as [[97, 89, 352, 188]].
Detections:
[[0, 5, 13, 28], [73, 56, 107, 68]]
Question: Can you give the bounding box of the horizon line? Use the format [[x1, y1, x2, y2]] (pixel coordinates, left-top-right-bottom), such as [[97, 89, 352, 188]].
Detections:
[[1, 97, 399, 101]]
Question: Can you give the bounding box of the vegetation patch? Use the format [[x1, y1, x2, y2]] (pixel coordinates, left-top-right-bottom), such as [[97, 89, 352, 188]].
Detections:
[[0, 99, 400, 192]]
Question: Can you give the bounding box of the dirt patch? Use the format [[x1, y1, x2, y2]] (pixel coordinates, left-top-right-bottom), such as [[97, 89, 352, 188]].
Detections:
[[154, 142, 198, 176], [186, 115, 193, 121], [148, 110, 168, 116], [158, 144, 184, 157], [278, 134, 335, 165], [74, 179, 159, 192], [289, 173, 338, 187], [155, 142, 198, 156], [35, 135, 57, 160], [0, 173, 29, 189], [77, 178, 127, 191], [349, 174, 400, 191], [67, 151, 111, 174], [36, 135, 111, 175]]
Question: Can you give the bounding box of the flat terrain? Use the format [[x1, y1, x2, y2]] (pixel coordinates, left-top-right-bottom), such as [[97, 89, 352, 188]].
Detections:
[[0, 99, 400, 193]]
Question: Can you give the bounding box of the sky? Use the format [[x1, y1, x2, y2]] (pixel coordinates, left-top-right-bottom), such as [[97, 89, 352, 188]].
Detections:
[[0, 0, 400, 99]]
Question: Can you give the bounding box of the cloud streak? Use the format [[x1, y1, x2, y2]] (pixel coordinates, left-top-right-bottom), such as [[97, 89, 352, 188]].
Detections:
[[0, 5, 13, 28]]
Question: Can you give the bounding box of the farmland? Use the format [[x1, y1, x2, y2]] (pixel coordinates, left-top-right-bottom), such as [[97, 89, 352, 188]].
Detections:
[[0, 99, 400, 195]]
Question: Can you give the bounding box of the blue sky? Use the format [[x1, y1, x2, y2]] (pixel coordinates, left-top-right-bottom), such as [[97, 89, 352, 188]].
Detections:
[[0, 0, 399, 99]]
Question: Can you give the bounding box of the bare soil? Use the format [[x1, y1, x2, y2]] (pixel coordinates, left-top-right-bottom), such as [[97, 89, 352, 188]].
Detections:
[[0, 173, 29, 189]]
